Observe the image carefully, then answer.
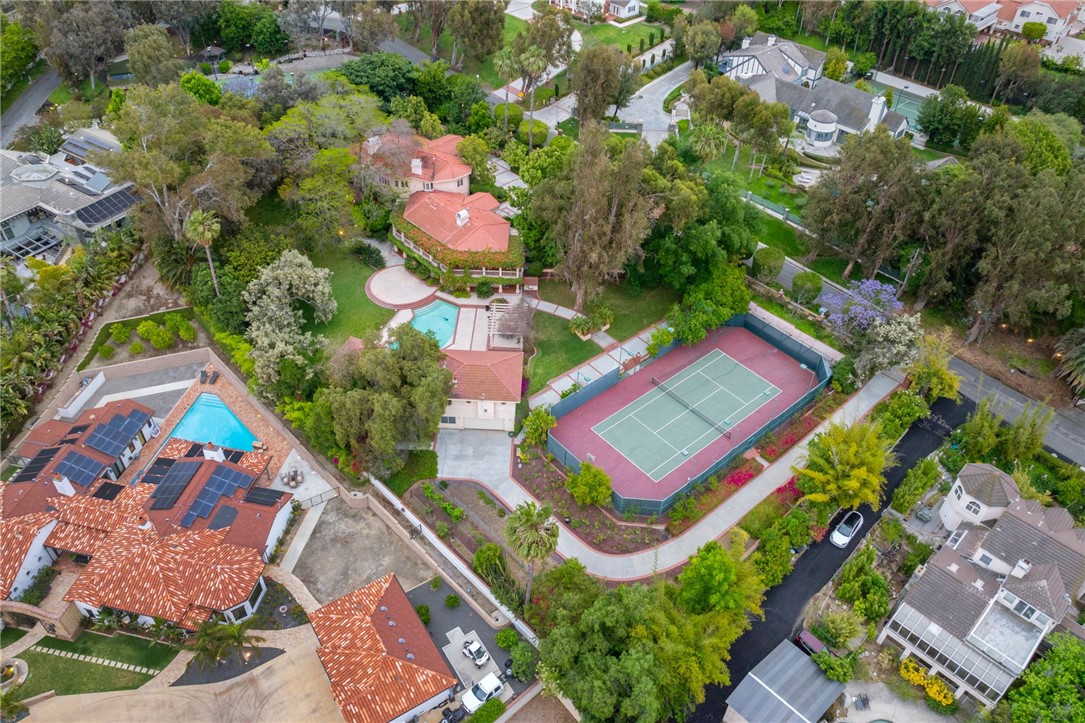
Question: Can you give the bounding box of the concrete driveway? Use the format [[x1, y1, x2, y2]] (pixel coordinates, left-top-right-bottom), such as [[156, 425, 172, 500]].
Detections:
[[436, 429, 513, 489], [617, 60, 693, 147], [1, 68, 60, 147]]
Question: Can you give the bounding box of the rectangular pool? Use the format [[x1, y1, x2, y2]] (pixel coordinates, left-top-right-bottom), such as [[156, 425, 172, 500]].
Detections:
[[168, 393, 258, 451]]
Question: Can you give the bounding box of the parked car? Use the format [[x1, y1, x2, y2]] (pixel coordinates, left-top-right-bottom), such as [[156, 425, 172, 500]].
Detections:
[[461, 673, 504, 714], [462, 639, 490, 668], [440, 706, 468, 723], [794, 628, 829, 656], [829, 510, 864, 548]]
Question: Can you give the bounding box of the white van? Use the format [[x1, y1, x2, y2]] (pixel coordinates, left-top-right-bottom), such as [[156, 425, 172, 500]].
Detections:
[[461, 672, 504, 713]]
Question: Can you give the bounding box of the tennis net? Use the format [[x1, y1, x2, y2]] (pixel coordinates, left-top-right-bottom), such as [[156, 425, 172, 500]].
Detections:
[[651, 376, 729, 434]]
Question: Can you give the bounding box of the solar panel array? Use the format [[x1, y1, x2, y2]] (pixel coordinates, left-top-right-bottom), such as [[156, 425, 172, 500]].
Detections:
[[54, 450, 107, 487], [179, 466, 255, 527], [62, 424, 90, 443], [75, 188, 138, 226], [149, 460, 202, 510], [60, 134, 117, 160], [243, 487, 285, 507], [142, 458, 175, 486], [92, 482, 124, 500], [85, 409, 151, 457], [13, 447, 60, 483]]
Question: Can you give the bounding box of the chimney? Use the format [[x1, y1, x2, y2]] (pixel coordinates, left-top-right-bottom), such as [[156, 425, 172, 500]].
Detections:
[[741, 36, 751, 50], [364, 136, 381, 154], [52, 473, 76, 497], [868, 94, 887, 130], [455, 208, 470, 227], [203, 443, 225, 463], [1011, 559, 1032, 579], [411, 158, 423, 176], [767, 34, 777, 46]]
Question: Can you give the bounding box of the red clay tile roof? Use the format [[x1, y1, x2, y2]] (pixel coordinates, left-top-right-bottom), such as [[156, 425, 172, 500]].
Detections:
[[403, 191, 510, 252], [362, 133, 472, 184], [45, 482, 153, 557], [17, 399, 154, 460], [998, 0, 1080, 20], [64, 524, 265, 629], [0, 490, 56, 599], [441, 349, 524, 402], [311, 573, 457, 723]]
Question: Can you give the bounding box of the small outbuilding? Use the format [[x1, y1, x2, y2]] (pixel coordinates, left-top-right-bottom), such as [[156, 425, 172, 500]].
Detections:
[[199, 45, 226, 63], [725, 640, 844, 723]]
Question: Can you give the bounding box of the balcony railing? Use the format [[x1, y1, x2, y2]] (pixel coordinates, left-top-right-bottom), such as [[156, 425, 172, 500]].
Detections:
[[392, 226, 447, 272], [393, 227, 522, 278], [451, 268, 521, 278]]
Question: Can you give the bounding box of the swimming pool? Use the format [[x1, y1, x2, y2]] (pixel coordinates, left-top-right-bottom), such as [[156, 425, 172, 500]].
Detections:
[[411, 300, 459, 348], [168, 393, 258, 451]]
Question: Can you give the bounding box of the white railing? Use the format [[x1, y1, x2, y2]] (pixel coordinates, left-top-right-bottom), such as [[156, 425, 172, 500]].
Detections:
[[453, 268, 522, 279], [392, 226, 446, 272]]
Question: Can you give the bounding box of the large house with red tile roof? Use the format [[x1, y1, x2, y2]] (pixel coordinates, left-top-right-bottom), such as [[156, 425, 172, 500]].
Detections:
[[439, 349, 524, 432], [994, 0, 1084, 42], [310, 573, 458, 723], [362, 133, 472, 196], [0, 493, 58, 601]]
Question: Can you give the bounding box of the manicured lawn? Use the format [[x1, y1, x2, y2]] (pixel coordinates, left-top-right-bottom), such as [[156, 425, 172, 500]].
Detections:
[[527, 313, 600, 395], [0, 58, 48, 115], [911, 146, 959, 163], [538, 280, 678, 340], [556, 117, 580, 139], [1, 626, 27, 648], [37, 631, 179, 671], [386, 450, 438, 496], [12, 649, 153, 699], [304, 246, 394, 343], [396, 15, 528, 91], [246, 192, 295, 228], [755, 213, 810, 257], [47, 82, 73, 106], [577, 19, 664, 52]]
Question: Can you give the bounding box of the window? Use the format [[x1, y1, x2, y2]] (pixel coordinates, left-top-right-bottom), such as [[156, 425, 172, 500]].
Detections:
[[457, 178, 464, 187], [948, 529, 966, 548], [441, 416, 456, 424], [1002, 591, 1018, 605], [965, 500, 981, 515], [954, 484, 963, 500], [978, 553, 993, 566], [1019, 10, 1030, 17], [1013, 600, 1037, 619], [248, 579, 264, 608], [423, 182, 434, 190], [1046, 17, 1056, 24], [0, 219, 15, 242]]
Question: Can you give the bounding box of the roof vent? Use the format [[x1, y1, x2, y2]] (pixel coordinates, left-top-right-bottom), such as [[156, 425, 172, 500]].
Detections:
[[389, 620, 396, 627], [380, 605, 387, 612], [948, 563, 959, 573], [398, 637, 406, 644], [364, 136, 381, 154], [411, 158, 423, 175], [1011, 559, 1032, 579], [767, 34, 777, 46], [973, 579, 984, 590], [455, 208, 470, 227]]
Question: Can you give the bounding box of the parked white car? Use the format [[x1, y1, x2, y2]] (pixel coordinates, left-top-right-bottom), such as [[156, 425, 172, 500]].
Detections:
[[829, 510, 864, 548], [461, 672, 504, 714], [462, 639, 490, 668]]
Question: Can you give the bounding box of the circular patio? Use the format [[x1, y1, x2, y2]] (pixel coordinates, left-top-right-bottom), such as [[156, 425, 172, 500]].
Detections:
[[365, 266, 437, 309]]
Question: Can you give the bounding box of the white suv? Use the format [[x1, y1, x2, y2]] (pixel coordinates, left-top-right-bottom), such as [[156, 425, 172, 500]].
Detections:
[[461, 672, 504, 714]]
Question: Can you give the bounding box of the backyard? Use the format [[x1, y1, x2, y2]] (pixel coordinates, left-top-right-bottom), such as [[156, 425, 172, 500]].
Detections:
[[538, 279, 678, 340], [527, 313, 599, 395], [303, 246, 394, 343], [396, 14, 528, 91]]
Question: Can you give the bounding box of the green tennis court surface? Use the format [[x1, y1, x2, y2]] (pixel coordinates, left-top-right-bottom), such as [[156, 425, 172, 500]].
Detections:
[[591, 350, 781, 481]]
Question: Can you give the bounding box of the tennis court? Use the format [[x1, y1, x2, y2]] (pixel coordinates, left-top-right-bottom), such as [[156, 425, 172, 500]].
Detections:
[[592, 350, 781, 481]]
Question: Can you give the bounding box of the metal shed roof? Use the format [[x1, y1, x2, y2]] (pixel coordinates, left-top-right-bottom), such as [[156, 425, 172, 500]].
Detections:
[[726, 640, 844, 723]]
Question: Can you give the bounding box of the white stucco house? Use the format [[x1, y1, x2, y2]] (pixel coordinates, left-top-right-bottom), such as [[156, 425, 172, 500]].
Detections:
[[440, 349, 524, 433], [924, 0, 1003, 32], [994, 0, 1085, 43], [940, 463, 1022, 532]]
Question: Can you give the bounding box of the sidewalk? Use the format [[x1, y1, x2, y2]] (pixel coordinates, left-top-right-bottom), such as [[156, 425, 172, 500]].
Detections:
[[441, 371, 899, 580]]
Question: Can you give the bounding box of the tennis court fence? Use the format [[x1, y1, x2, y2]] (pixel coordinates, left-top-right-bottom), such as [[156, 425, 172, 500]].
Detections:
[[547, 313, 833, 515]]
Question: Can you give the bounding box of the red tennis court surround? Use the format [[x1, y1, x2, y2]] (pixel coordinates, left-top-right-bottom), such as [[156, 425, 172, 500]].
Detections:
[[550, 327, 815, 505]]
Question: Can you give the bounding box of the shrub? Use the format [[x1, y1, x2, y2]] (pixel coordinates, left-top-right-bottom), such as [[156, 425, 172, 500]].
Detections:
[[891, 457, 940, 514], [109, 323, 131, 344], [351, 239, 386, 269], [817, 610, 863, 647], [163, 313, 186, 334], [517, 119, 549, 148], [754, 528, 794, 586], [415, 604, 431, 625], [218, 59, 232, 73], [874, 389, 930, 441], [129, 341, 145, 355], [199, 61, 213, 75], [494, 103, 524, 128], [475, 279, 494, 298], [525, 260, 544, 276], [510, 639, 539, 679], [647, 325, 674, 356], [444, 594, 461, 609], [566, 462, 612, 506], [471, 698, 506, 723], [752, 247, 786, 283], [430, 575, 443, 590], [569, 314, 595, 336], [831, 355, 858, 394], [436, 521, 451, 538], [523, 407, 557, 447], [421, 482, 464, 522], [813, 650, 856, 683], [495, 628, 520, 650], [589, 304, 614, 329], [177, 320, 197, 343], [791, 271, 823, 306], [901, 543, 933, 577], [97, 344, 115, 360], [15, 566, 57, 606], [136, 320, 175, 350]]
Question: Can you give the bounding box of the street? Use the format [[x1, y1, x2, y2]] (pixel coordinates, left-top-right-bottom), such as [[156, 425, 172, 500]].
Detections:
[[689, 395, 976, 723], [616, 60, 692, 147], [1, 67, 60, 147]]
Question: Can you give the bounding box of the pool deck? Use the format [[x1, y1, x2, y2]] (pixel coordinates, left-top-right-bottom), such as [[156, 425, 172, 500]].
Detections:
[[365, 266, 436, 309]]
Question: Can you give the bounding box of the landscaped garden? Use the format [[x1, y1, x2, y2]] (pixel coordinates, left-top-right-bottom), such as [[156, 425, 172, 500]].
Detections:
[[526, 313, 600, 395], [302, 246, 394, 343], [78, 308, 202, 370], [36, 631, 179, 671], [538, 279, 677, 340]]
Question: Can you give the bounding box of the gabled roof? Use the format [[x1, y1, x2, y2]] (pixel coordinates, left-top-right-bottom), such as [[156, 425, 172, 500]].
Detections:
[[749, 32, 827, 69], [998, 0, 1081, 21], [45, 482, 153, 557], [64, 524, 265, 629], [403, 191, 511, 253], [726, 640, 844, 723], [361, 133, 472, 184], [982, 500, 1085, 598], [957, 463, 1020, 508], [311, 573, 457, 723], [1004, 563, 1070, 620], [0, 491, 56, 599], [442, 349, 524, 403], [761, 76, 909, 134], [908, 545, 1001, 639]]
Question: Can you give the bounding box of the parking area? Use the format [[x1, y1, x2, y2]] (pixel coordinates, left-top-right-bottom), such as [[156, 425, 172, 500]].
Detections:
[[292, 498, 434, 604]]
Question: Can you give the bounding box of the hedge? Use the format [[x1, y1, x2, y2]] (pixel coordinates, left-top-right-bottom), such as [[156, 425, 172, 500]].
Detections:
[[517, 119, 549, 149], [494, 103, 524, 128], [470, 698, 505, 723], [752, 247, 786, 283]]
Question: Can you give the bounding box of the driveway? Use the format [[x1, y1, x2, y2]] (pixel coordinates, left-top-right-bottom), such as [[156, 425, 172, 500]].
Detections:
[[617, 60, 693, 147], [1, 68, 59, 147], [437, 429, 514, 489], [688, 395, 976, 722]]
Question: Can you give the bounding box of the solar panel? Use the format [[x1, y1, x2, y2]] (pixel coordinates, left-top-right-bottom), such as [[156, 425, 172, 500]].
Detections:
[[143, 458, 174, 486], [209, 505, 238, 530], [54, 450, 107, 487], [92, 482, 124, 500], [13, 447, 60, 483], [85, 172, 112, 193], [185, 443, 203, 457], [74, 188, 137, 226], [85, 410, 150, 457], [243, 487, 285, 507], [149, 460, 202, 510], [180, 511, 199, 528], [178, 465, 257, 525]]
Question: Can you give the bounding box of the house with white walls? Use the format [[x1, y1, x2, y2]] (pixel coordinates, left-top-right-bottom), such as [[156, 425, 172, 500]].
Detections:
[[440, 349, 524, 433], [994, 0, 1085, 43], [924, 0, 1003, 31], [719, 32, 826, 87], [940, 463, 1022, 531]]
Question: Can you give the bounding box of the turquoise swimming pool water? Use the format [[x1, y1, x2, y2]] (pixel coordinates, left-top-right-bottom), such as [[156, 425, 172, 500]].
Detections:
[[168, 393, 258, 450], [411, 300, 459, 348]]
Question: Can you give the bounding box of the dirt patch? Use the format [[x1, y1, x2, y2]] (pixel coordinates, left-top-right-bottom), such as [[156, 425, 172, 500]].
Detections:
[[99, 263, 185, 324], [509, 693, 577, 723]]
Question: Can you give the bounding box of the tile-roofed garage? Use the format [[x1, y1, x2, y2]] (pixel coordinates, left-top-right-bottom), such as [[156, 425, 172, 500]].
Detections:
[[403, 191, 511, 253], [957, 463, 1020, 507], [0, 491, 56, 599], [311, 573, 457, 723], [726, 639, 844, 723], [982, 500, 1085, 598], [442, 349, 524, 403]]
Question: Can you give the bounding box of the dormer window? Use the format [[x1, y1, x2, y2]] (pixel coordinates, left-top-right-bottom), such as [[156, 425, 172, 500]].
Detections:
[[948, 529, 966, 548], [965, 500, 981, 515], [423, 182, 433, 191]]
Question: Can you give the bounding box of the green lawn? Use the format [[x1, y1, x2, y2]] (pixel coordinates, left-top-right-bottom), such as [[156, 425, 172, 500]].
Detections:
[[748, 291, 846, 352], [556, 117, 580, 139], [755, 213, 810, 257], [396, 15, 528, 91], [538, 280, 678, 340], [911, 146, 959, 163], [577, 19, 664, 52], [1, 626, 27, 648], [37, 631, 179, 671], [527, 313, 600, 395], [48, 74, 107, 106], [806, 256, 856, 288], [246, 192, 295, 229], [386, 449, 438, 496], [12, 649, 153, 700], [304, 246, 394, 343], [0, 58, 48, 115]]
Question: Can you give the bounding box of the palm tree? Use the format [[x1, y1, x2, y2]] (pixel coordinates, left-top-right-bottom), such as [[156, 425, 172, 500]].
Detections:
[[1055, 328, 1085, 400], [183, 209, 222, 297], [219, 617, 266, 661], [1, 684, 28, 721], [521, 46, 548, 149], [192, 618, 231, 670], [493, 48, 520, 135], [503, 501, 559, 608]]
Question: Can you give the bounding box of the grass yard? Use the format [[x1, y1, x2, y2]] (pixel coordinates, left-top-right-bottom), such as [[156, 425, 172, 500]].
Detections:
[[386, 450, 438, 496], [396, 14, 528, 91], [806, 256, 855, 288], [0, 59, 48, 115], [911, 146, 959, 163], [1, 626, 27, 648], [577, 19, 663, 52], [538, 279, 678, 340], [556, 117, 580, 139], [749, 292, 846, 352], [246, 192, 295, 229], [37, 631, 179, 671], [304, 246, 394, 343], [755, 213, 810, 257], [527, 313, 600, 395], [12, 649, 153, 700]]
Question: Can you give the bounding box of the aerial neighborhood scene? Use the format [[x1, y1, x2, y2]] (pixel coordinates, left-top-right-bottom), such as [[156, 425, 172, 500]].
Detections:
[[2, 0, 1085, 722]]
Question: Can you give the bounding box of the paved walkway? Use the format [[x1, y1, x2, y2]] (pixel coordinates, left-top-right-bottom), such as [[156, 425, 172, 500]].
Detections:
[[617, 60, 693, 147], [29, 644, 162, 675], [366, 265, 437, 309], [439, 371, 898, 580], [844, 680, 943, 723], [139, 650, 195, 689], [0, 623, 46, 658]]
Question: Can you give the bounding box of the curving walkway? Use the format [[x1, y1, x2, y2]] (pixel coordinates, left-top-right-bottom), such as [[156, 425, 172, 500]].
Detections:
[[437, 371, 900, 580]]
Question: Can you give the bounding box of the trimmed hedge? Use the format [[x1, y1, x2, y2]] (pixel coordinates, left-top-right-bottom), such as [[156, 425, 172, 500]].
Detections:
[[752, 247, 786, 283], [517, 119, 549, 149], [494, 103, 523, 128], [471, 698, 505, 723]]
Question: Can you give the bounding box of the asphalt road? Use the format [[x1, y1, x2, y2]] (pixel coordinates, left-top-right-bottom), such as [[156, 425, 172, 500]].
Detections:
[[1, 67, 59, 147], [616, 60, 692, 147], [689, 395, 976, 723]]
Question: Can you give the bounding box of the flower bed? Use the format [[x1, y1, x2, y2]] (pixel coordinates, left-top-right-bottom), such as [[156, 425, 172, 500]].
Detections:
[[759, 391, 847, 462], [665, 458, 765, 536], [899, 657, 959, 714]]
